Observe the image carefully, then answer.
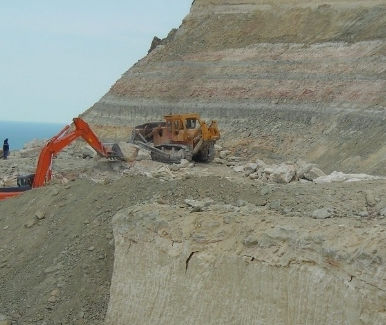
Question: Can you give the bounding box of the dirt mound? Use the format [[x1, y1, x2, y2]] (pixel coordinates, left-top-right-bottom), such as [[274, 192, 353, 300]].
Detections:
[[2, 153, 386, 323]]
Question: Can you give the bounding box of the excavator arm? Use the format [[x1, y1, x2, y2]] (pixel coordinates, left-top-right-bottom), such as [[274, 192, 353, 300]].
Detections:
[[0, 117, 123, 200], [32, 117, 122, 187]]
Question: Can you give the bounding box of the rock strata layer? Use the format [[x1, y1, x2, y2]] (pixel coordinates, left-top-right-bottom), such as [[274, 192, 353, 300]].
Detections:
[[106, 203, 386, 325], [83, 0, 386, 174]]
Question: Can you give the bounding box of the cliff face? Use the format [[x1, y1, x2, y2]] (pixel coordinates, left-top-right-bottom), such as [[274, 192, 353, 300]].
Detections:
[[84, 0, 386, 174], [106, 201, 386, 325]]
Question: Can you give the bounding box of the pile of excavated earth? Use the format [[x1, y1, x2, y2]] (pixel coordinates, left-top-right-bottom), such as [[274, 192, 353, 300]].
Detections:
[[2, 0, 386, 324], [1, 138, 386, 325]]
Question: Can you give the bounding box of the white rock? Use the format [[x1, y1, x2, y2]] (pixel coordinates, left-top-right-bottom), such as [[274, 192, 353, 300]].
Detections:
[[233, 166, 244, 173], [244, 163, 258, 174], [269, 164, 296, 183], [255, 159, 268, 168], [312, 208, 334, 219], [118, 142, 139, 162], [304, 166, 325, 181], [214, 144, 223, 151], [136, 149, 151, 161], [179, 159, 190, 168], [249, 172, 259, 180], [314, 171, 385, 183], [220, 150, 232, 159]]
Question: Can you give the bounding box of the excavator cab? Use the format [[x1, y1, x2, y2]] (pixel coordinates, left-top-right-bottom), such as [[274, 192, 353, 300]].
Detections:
[[0, 174, 34, 199], [17, 174, 35, 187]]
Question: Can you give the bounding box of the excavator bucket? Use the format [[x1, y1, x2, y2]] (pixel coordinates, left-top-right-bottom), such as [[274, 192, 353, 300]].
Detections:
[[103, 143, 124, 160]]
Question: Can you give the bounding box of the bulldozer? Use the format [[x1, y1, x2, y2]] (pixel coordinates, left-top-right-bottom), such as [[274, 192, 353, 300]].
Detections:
[[131, 113, 220, 163]]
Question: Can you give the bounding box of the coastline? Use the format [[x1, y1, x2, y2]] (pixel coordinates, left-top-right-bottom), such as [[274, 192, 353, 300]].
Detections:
[[0, 120, 66, 150]]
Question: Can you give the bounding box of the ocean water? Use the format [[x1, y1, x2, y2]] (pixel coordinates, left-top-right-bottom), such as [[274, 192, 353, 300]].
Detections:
[[0, 120, 67, 150]]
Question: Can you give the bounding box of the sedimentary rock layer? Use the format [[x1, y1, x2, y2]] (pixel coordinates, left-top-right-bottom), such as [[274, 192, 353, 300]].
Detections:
[[106, 203, 386, 325], [83, 0, 386, 174]]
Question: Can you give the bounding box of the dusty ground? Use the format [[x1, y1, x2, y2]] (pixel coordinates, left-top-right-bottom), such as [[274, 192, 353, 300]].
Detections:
[[2, 0, 386, 323], [1, 146, 386, 324]]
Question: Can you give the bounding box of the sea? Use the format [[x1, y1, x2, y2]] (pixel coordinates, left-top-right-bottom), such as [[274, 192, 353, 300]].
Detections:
[[0, 120, 67, 150]]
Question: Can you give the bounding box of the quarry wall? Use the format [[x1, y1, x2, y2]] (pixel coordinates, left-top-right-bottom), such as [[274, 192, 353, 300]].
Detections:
[[105, 203, 386, 325], [83, 0, 386, 175]]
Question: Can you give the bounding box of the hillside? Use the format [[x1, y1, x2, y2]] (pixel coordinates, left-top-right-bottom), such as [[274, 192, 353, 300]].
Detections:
[[84, 0, 386, 175], [1, 0, 386, 324]]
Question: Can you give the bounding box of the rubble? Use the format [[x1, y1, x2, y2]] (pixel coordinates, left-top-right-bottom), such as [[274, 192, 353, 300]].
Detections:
[[216, 152, 384, 185], [2, 141, 386, 324]]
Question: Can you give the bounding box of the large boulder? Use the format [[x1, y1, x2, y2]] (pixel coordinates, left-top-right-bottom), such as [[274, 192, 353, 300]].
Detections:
[[268, 164, 296, 184], [116, 142, 139, 162]]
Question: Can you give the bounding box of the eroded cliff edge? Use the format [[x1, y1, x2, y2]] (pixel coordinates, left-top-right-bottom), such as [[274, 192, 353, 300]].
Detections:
[[83, 0, 386, 175], [106, 202, 386, 325]]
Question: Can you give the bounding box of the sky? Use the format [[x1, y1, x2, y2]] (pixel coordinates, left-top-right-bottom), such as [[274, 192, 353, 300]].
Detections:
[[0, 1, 192, 123]]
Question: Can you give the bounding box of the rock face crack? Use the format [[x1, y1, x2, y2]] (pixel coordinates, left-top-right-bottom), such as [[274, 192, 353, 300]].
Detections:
[[360, 278, 386, 293], [185, 252, 198, 272]]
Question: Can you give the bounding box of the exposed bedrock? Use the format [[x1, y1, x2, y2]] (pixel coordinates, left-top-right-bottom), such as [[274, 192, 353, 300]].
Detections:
[[82, 0, 386, 175], [86, 97, 386, 175], [106, 204, 386, 325]]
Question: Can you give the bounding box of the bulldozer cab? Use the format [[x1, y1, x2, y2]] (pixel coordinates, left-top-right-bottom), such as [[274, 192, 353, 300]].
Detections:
[[163, 114, 201, 141], [166, 118, 184, 141], [185, 118, 197, 129]]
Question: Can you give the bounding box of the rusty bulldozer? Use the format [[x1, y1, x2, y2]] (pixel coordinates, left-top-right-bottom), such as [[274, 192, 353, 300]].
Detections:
[[131, 113, 220, 163]]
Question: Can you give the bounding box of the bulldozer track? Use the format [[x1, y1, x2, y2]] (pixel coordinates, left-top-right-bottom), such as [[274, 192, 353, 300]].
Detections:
[[151, 145, 193, 164]]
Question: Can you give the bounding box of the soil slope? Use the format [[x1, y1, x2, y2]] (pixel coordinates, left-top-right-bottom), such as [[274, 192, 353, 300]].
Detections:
[[83, 0, 386, 174], [1, 152, 386, 324]]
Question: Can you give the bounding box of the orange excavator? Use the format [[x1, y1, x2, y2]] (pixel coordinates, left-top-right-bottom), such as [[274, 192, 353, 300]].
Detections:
[[0, 117, 123, 200]]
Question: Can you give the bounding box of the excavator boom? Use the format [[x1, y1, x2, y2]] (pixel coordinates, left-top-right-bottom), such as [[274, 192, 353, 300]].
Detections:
[[0, 117, 123, 200], [33, 118, 122, 187]]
